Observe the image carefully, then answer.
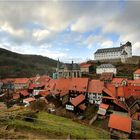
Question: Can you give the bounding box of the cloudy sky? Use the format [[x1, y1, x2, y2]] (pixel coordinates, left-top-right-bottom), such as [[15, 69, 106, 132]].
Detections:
[[0, 0, 140, 62]]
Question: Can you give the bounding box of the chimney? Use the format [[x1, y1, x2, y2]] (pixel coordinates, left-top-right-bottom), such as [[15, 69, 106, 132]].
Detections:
[[115, 84, 118, 98]]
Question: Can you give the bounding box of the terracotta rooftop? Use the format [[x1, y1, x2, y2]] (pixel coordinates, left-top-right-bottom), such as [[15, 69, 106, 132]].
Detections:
[[112, 78, 127, 84], [100, 72, 113, 81], [80, 63, 93, 68], [134, 69, 140, 74], [14, 78, 29, 84], [39, 90, 51, 97], [99, 103, 109, 109], [78, 104, 86, 110], [69, 78, 89, 92], [19, 90, 29, 97], [88, 79, 104, 93], [70, 94, 85, 107], [108, 114, 131, 133], [23, 97, 35, 103]]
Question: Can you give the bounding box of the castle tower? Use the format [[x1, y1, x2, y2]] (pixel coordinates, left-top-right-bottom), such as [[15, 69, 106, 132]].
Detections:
[[123, 41, 132, 58]]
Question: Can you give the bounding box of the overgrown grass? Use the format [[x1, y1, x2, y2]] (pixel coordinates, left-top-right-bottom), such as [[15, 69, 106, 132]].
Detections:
[[8, 111, 109, 139]]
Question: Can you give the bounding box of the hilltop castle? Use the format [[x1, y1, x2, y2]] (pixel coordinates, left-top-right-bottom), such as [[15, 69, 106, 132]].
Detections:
[[94, 41, 132, 62]]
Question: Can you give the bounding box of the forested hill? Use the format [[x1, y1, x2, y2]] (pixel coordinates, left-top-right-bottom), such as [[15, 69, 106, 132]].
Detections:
[[0, 48, 58, 78]]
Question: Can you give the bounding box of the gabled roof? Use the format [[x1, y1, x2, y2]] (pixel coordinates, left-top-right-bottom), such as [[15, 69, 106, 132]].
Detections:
[[88, 80, 104, 93], [99, 103, 109, 109], [39, 90, 50, 97], [97, 64, 115, 68], [14, 78, 29, 84], [78, 104, 86, 110], [19, 90, 29, 96], [55, 78, 71, 91], [69, 78, 89, 92], [80, 63, 93, 68], [35, 75, 51, 84], [100, 72, 113, 81], [70, 94, 85, 107], [23, 97, 35, 103], [108, 114, 131, 133], [112, 78, 127, 85], [130, 79, 140, 85], [134, 69, 140, 74], [95, 46, 123, 54], [113, 99, 128, 111]]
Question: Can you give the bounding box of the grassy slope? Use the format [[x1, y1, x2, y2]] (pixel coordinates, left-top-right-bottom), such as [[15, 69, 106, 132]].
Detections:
[[7, 111, 109, 139]]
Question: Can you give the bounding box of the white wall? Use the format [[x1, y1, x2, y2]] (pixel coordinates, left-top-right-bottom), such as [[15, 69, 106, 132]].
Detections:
[[134, 74, 140, 80], [96, 67, 117, 74]]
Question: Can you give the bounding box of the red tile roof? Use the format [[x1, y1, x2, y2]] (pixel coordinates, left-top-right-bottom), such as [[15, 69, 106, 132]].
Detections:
[[19, 90, 29, 96], [99, 103, 109, 109], [13, 93, 20, 100], [104, 84, 125, 97], [2, 78, 15, 83], [80, 63, 93, 68], [112, 78, 127, 85], [55, 78, 71, 91], [108, 114, 131, 133], [70, 94, 85, 107], [113, 99, 128, 111], [23, 97, 35, 103], [78, 104, 86, 110], [39, 90, 50, 97], [129, 79, 140, 85], [69, 78, 89, 92], [134, 69, 140, 74], [14, 78, 29, 84], [100, 72, 113, 81], [36, 75, 51, 84], [88, 80, 104, 93]]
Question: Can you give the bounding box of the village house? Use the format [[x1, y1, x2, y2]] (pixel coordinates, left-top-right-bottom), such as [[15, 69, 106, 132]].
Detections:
[[87, 80, 104, 105], [66, 94, 86, 112], [23, 97, 35, 107], [133, 69, 140, 80], [96, 64, 117, 75], [14, 78, 30, 90], [108, 114, 131, 139], [100, 72, 114, 83], [97, 103, 109, 118], [80, 63, 94, 74], [56, 60, 81, 79], [111, 78, 128, 86], [68, 78, 89, 100]]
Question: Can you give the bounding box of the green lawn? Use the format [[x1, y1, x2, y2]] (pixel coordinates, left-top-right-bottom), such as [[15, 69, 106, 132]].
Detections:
[[7, 111, 109, 139]]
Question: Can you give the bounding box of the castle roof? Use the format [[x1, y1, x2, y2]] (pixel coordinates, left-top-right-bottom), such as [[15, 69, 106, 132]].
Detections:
[[94, 41, 131, 54], [95, 46, 123, 54]]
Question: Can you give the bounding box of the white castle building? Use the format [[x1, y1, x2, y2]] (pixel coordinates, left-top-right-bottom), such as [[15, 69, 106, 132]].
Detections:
[[94, 41, 132, 61]]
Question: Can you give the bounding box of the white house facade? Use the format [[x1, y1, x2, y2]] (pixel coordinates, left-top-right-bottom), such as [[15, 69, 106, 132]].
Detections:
[[96, 64, 117, 75], [94, 41, 132, 60]]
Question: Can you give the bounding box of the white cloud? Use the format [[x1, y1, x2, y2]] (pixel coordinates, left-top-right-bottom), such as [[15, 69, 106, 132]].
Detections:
[[1, 22, 24, 37], [133, 42, 140, 55], [33, 29, 50, 41], [101, 40, 113, 48]]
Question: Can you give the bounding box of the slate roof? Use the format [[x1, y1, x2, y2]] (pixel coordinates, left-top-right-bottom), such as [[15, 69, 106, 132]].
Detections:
[[94, 41, 131, 54], [60, 63, 80, 70], [97, 64, 115, 68], [95, 46, 123, 54]]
